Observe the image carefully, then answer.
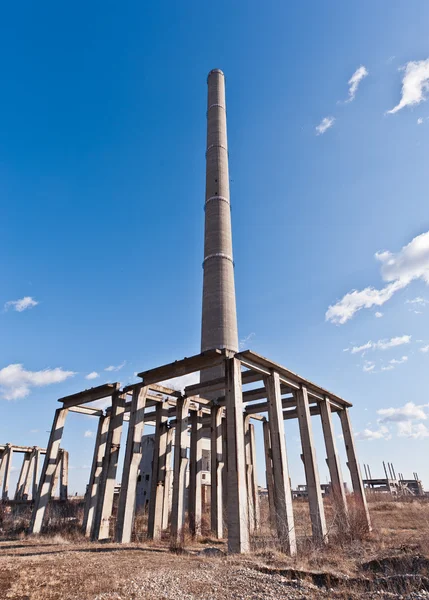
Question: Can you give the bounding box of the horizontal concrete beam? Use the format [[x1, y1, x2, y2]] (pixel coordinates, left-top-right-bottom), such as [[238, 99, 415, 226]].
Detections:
[[0, 445, 47, 454], [185, 370, 262, 397], [69, 405, 104, 417], [137, 349, 225, 385], [59, 383, 121, 408]]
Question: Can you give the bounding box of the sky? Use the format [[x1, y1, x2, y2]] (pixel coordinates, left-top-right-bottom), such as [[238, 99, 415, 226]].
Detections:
[[1, 1, 429, 495]]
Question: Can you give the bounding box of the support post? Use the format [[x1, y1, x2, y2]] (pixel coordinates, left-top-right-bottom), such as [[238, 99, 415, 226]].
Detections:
[[210, 404, 224, 538], [32, 448, 41, 500], [296, 385, 327, 543], [221, 416, 228, 510], [92, 392, 125, 540], [29, 408, 69, 534], [60, 450, 69, 500], [83, 415, 110, 537], [189, 409, 202, 537], [147, 402, 169, 540], [249, 423, 260, 531], [15, 452, 31, 501], [115, 386, 148, 543], [339, 408, 371, 531], [262, 419, 276, 529], [244, 415, 255, 534], [319, 397, 348, 517], [171, 397, 190, 543], [264, 372, 296, 555], [225, 357, 250, 553], [162, 427, 174, 530], [1, 445, 13, 501]]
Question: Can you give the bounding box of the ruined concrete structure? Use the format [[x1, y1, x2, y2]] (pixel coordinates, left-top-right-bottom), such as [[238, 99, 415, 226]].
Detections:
[[28, 70, 370, 554], [362, 462, 424, 496], [0, 443, 68, 502]]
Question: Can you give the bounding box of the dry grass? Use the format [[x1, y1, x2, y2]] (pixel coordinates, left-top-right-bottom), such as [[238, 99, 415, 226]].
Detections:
[[1, 495, 429, 599]]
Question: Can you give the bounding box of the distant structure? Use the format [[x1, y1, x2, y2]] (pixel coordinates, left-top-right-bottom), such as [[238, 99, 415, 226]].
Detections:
[[362, 462, 424, 496], [201, 69, 238, 382], [29, 70, 371, 556]]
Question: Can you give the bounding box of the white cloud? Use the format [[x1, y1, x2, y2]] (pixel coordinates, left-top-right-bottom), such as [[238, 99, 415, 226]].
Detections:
[[239, 332, 255, 350], [0, 364, 75, 400], [349, 335, 411, 354], [160, 372, 200, 393], [397, 422, 429, 439], [387, 58, 429, 114], [375, 311, 383, 318], [356, 425, 391, 441], [420, 344, 429, 353], [315, 116, 335, 135], [345, 66, 368, 102], [418, 117, 425, 125], [4, 296, 38, 312], [378, 401, 428, 423], [381, 365, 394, 371], [389, 355, 408, 365], [84, 430, 94, 438], [104, 361, 126, 372], [85, 371, 99, 380], [406, 297, 428, 306], [363, 361, 375, 373], [326, 230, 429, 324]]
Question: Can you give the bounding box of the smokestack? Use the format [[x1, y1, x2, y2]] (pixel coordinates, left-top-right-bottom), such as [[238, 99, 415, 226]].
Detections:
[[201, 69, 239, 362]]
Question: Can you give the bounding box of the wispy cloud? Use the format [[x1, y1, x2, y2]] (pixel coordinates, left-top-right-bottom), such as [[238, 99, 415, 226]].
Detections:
[[239, 332, 255, 350], [104, 361, 126, 372], [375, 311, 383, 318], [345, 66, 368, 102], [397, 422, 429, 439], [160, 372, 200, 393], [420, 344, 429, 353], [406, 297, 428, 306], [356, 425, 391, 441], [0, 364, 75, 400], [378, 401, 427, 423], [326, 230, 429, 324], [389, 355, 408, 365], [85, 371, 99, 380], [387, 58, 429, 114], [315, 116, 335, 136], [4, 296, 38, 312], [362, 361, 375, 373], [84, 430, 94, 438], [349, 335, 411, 354]]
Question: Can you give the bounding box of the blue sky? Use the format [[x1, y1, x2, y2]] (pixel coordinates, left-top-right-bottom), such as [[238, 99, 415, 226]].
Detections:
[[1, 1, 429, 494]]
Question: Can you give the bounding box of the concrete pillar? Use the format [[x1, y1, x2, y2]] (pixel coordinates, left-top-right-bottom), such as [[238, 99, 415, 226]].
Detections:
[[221, 417, 228, 509], [319, 398, 348, 516], [60, 450, 69, 501], [32, 448, 41, 500], [225, 357, 250, 553], [244, 415, 255, 534], [30, 408, 69, 534], [338, 408, 371, 531], [171, 397, 190, 543], [264, 372, 296, 555], [22, 448, 37, 501], [162, 427, 174, 530], [189, 409, 202, 537], [116, 386, 148, 543], [296, 385, 327, 543], [249, 423, 260, 531], [51, 452, 62, 498], [1, 445, 13, 501], [147, 402, 169, 540], [210, 403, 224, 538], [83, 415, 110, 537], [92, 392, 125, 540], [262, 419, 276, 529], [15, 452, 31, 501]]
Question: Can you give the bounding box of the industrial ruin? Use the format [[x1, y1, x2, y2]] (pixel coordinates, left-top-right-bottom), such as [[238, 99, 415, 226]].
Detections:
[[25, 69, 373, 554]]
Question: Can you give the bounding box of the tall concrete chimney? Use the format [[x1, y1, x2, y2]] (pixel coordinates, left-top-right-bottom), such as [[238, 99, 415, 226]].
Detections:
[[201, 69, 239, 363]]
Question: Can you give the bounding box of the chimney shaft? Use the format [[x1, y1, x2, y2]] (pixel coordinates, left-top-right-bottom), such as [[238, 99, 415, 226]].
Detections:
[[201, 70, 239, 357]]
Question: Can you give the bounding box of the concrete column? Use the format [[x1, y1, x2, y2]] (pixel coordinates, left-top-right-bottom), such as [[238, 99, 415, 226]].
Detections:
[[221, 417, 228, 509], [22, 449, 37, 501], [162, 427, 174, 530], [249, 423, 260, 531], [264, 372, 296, 555], [60, 450, 69, 501], [296, 385, 327, 543], [189, 409, 202, 537], [225, 357, 250, 553], [92, 392, 125, 540], [115, 386, 148, 543], [29, 408, 69, 534], [319, 398, 348, 516], [83, 415, 110, 537], [262, 419, 276, 529], [243, 415, 255, 534], [51, 453, 62, 498], [32, 448, 41, 500], [15, 452, 31, 501], [147, 401, 169, 540], [0, 446, 10, 498], [171, 397, 190, 543], [1, 445, 13, 501], [339, 408, 371, 531], [210, 403, 224, 538]]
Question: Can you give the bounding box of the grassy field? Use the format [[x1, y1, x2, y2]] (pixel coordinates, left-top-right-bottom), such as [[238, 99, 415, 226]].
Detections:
[[1, 496, 429, 599]]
